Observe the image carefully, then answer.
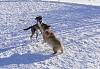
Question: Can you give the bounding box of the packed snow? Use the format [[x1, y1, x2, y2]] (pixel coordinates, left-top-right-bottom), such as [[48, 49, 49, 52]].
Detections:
[[0, 1, 100, 69]]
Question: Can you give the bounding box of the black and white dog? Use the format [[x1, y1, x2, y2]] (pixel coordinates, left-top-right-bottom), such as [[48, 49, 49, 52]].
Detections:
[[24, 16, 50, 41]]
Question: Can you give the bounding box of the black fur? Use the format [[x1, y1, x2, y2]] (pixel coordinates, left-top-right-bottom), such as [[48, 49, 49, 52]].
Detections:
[[23, 16, 50, 42]]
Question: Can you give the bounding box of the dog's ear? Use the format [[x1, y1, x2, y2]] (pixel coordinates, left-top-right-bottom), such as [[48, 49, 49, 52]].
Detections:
[[35, 16, 42, 20]]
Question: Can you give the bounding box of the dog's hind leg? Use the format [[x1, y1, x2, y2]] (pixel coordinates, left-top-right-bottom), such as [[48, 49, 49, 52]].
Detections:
[[53, 47, 57, 54], [36, 29, 39, 42], [30, 31, 35, 42]]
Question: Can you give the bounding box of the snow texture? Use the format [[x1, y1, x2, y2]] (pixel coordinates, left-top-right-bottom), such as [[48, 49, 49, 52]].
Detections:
[[0, 1, 100, 69]]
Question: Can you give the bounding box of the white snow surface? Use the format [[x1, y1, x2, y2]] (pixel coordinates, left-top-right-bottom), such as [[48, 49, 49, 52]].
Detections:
[[0, 1, 100, 69], [43, 0, 100, 6]]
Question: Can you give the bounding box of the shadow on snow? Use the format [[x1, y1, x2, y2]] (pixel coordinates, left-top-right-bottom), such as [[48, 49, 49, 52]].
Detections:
[[0, 53, 53, 66]]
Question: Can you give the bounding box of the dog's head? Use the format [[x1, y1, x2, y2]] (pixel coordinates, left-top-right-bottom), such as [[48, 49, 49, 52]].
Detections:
[[41, 23, 51, 30], [35, 16, 42, 22]]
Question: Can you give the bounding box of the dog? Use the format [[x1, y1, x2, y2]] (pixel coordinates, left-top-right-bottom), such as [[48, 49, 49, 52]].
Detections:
[[38, 21, 64, 54], [23, 23, 39, 41], [23, 16, 50, 41]]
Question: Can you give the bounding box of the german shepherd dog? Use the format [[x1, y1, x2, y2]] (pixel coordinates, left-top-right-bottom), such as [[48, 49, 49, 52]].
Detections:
[[37, 21, 64, 54], [24, 16, 50, 41]]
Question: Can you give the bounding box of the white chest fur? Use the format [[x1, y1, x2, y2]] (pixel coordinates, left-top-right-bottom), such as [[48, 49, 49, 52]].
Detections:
[[37, 22, 43, 34]]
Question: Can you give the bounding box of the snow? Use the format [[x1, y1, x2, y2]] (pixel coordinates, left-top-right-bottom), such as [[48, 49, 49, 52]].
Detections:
[[0, 1, 100, 69], [43, 0, 100, 6], [0, 0, 41, 2]]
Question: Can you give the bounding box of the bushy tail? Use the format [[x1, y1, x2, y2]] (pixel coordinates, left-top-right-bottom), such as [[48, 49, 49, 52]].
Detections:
[[23, 26, 32, 30]]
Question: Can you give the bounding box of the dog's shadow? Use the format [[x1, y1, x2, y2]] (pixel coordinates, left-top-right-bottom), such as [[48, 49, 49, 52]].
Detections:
[[0, 53, 53, 66]]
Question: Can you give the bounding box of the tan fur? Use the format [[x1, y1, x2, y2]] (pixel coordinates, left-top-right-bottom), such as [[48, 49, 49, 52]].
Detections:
[[38, 22, 64, 54]]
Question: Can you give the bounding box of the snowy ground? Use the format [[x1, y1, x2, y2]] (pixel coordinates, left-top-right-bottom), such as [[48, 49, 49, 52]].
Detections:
[[0, 1, 100, 69], [43, 0, 100, 6]]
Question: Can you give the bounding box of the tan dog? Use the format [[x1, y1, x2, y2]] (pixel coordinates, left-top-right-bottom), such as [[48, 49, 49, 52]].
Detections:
[[38, 22, 64, 54]]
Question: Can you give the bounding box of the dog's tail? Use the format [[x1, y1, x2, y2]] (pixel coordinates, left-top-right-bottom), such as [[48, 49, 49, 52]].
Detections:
[[23, 26, 32, 30]]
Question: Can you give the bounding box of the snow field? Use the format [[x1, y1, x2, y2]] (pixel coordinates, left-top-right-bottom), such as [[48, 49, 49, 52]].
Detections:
[[0, 1, 100, 69]]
